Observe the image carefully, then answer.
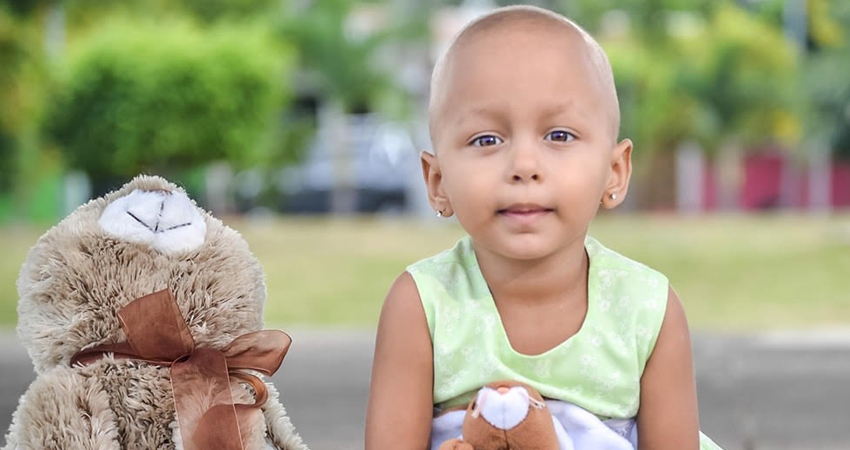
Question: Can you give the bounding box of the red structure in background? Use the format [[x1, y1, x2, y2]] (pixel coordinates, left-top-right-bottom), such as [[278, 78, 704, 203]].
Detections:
[[742, 152, 785, 209], [700, 150, 850, 211], [827, 164, 850, 207], [702, 161, 718, 211]]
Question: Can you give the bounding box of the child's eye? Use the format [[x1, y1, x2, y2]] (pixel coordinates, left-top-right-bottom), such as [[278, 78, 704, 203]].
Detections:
[[470, 135, 503, 147], [546, 130, 576, 142]]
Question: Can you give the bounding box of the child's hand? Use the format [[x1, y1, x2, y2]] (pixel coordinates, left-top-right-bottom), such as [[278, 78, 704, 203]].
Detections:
[[438, 438, 475, 450]]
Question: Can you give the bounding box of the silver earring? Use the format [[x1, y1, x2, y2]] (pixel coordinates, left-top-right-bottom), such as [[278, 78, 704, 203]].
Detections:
[[436, 209, 444, 217], [609, 193, 618, 201]]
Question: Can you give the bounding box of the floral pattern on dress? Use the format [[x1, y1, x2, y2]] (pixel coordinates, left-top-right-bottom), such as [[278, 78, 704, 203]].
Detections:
[[410, 236, 669, 419]]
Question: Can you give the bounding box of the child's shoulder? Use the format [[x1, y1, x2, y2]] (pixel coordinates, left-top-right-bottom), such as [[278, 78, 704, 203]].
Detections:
[[405, 236, 477, 286], [585, 236, 668, 284], [408, 237, 472, 268]]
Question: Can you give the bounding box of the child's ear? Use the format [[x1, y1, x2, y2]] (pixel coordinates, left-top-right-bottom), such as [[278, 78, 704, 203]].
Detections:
[[601, 139, 632, 209], [420, 150, 453, 217]]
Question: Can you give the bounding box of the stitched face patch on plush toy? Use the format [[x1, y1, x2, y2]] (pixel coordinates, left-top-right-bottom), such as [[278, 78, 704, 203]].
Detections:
[[98, 188, 207, 254]]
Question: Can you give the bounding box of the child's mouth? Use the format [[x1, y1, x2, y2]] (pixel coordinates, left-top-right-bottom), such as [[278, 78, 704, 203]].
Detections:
[[497, 204, 554, 224]]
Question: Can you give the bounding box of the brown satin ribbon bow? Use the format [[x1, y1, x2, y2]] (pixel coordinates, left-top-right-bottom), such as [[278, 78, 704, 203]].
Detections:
[[71, 289, 291, 450]]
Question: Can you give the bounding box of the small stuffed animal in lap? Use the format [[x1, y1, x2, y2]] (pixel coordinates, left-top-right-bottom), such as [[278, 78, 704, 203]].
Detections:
[[2, 175, 308, 450], [438, 381, 560, 450], [436, 381, 636, 450]]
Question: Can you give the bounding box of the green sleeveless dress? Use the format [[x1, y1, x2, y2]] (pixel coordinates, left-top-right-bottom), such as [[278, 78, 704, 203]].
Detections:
[[407, 235, 723, 450]]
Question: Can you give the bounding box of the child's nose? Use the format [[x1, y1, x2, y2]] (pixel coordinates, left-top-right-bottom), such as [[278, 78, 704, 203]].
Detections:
[[508, 142, 542, 183], [512, 172, 540, 182]]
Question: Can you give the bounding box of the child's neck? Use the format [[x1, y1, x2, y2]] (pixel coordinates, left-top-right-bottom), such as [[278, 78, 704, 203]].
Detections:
[[472, 235, 588, 307]]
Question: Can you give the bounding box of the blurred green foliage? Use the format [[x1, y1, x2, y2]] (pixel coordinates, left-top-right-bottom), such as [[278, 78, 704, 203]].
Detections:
[[802, 0, 850, 159], [0, 0, 849, 220], [0, 0, 426, 220], [0, 3, 46, 193], [679, 3, 799, 147], [43, 18, 293, 188], [178, 0, 281, 23], [58, 0, 282, 26], [277, 0, 427, 115], [577, 0, 849, 160], [569, 0, 800, 157]]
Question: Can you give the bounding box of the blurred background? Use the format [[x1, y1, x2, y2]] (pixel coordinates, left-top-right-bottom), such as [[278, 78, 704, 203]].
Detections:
[[0, 0, 848, 449]]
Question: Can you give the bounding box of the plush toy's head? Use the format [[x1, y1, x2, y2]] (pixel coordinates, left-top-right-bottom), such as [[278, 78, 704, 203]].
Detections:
[[455, 381, 559, 450], [17, 175, 266, 374]]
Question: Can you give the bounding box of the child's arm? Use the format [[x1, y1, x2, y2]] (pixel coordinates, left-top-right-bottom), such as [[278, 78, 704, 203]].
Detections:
[[365, 272, 434, 450], [636, 287, 701, 450]]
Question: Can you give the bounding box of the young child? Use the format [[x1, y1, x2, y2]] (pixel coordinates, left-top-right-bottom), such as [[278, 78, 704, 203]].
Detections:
[[366, 5, 722, 450]]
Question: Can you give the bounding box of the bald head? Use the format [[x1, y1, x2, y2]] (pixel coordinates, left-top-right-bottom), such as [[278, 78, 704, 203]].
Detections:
[[428, 5, 620, 149]]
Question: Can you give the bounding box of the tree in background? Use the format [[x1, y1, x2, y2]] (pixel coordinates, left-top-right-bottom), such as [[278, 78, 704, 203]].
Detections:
[[0, 0, 307, 218], [276, 0, 427, 213], [277, 0, 426, 115], [0, 2, 63, 221], [42, 18, 295, 195], [556, 0, 799, 208], [801, 0, 849, 160], [0, 5, 26, 193], [2, 0, 848, 216], [0, 4, 47, 192]]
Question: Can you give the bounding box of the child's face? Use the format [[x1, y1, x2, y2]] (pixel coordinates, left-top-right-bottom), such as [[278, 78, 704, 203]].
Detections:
[[423, 26, 631, 261]]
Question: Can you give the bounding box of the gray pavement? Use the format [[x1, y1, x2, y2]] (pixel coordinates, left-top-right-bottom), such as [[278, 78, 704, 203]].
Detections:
[[2, 329, 849, 450]]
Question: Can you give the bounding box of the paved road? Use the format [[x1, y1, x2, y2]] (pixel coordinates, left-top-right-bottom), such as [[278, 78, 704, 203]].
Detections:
[[2, 329, 849, 450]]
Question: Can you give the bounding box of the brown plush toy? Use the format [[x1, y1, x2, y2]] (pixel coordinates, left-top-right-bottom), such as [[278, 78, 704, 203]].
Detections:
[[438, 381, 559, 450], [2, 175, 308, 450]]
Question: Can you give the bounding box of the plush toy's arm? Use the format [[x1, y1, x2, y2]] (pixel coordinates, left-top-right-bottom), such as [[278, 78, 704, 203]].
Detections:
[[2, 366, 120, 450], [260, 382, 309, 450]]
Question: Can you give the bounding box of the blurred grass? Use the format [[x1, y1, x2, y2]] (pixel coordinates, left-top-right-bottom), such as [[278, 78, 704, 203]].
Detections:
[[1, 214, 848, 331]]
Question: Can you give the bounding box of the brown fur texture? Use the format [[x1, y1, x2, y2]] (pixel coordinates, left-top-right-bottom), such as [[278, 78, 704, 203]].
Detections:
[[3, 175, 307, 450], [439, 381, 559, 450]]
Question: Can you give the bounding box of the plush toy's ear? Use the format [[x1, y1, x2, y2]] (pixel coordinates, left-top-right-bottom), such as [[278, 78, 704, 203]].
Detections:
[[99, 189, 206, 254]]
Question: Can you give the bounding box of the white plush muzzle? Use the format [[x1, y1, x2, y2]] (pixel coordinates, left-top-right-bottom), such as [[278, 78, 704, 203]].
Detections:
[[474, 386, 533, 431], [99, 189, 206, 253]]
